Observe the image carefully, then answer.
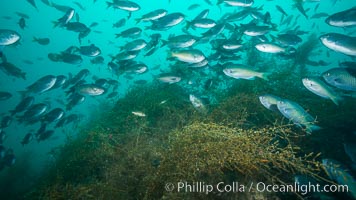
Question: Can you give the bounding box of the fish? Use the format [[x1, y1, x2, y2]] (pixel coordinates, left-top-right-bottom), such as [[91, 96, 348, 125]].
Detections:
[[135, 9, 167, 24], [259, 94, 283, 111], [115, 27, 141, 38], [107, 91, 119, 98], [18, 17, 26, 29], [42, 108, 65, 124], [113, 18, 126, 28], [64, 69, 90, 88], [18, 103, 49, 123], [204, 0, 213, 5], [274, 33, 302, 46], [0, 131, 7, 144], [2, 149, 15, 167], [322, 159, 356, 199], [26, 0, 38, 10], [322, 68, 356, 91], [0, 91, 12, 101], [132, 111, 146, 117], [9, 96, 35, 116], [0, 29, 21, 46], [33, 37, 50, 45], [255, 43, 286, 53], [188, 4, 200, 10], [15, 12, 30, 19], [21, 133, 34, 146], [200, 23, 225, 40], [51, 75, 67, 90], [21, 75, 57, 96], [1, 116, 12, 129], [302, 77, 343, 105], [218, 0, 254, 7], [106, 0, 140, 19], [242, 25, 274, 37], [294, 2, 308, 19], [276, 5, 288, 16], [37, 130, 55, 142], [320, 33, 356, 56], [90, 56, 104, 65], [73, 1, 85, 11], [277, 99, 321, 133], [66, 94, 85, 110], [157, 75, 181, 84], [0, 60, 27, 80], [344, 142, 356, 164], [311, 12, 329, 19], [50, 2, 72, 13], [170, 49, 205, 63], [0, 145, 5, 158], [148, 13, 185, 31], [326, 8, 356, 28], [76, 84, 105, 96], [223, 63, 270, 81], [79, 44, 101, 57], [194, 9, 210, 20], [161, 34, 197, 49], [53, 8, 75, 27], [121, 39, 147, 52], [186, 18, 216, 30], [189, 94, 207, 113], [40, 0, 51, 6]]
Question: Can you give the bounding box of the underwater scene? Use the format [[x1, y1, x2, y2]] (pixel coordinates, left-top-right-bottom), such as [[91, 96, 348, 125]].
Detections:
[[0, 0, 356, 199]]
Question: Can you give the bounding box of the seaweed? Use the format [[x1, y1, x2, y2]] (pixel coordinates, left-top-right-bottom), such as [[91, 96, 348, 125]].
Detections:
[[26, 66, 356, 199]]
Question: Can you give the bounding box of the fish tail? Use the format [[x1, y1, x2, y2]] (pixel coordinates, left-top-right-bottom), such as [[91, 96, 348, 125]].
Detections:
[[9, 109, 16, 116], [166, 50, 173, 59], [161, 39, 168, 47], [21, 72, 26, 80], [134, 18, 141, 24], [17, 90, 27, 98], [260, 72, 271, 81], [52, 20, 60, 28], [331, 95, 344, 106], [306, 125, 322, 134], [185, 20, 191, 31], [106, 1, 113, 8]]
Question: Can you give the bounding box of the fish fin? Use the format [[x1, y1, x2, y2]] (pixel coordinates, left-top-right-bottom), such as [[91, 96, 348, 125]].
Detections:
[[185, 20, 192, 31], [52, 21, 60, 28], [127, 12, 132, 20], [160, 39, 168, 47], [0, 46, 4, 59], [306, 125, 322, 134], [134, 18, 141, 24], [260, 72, 271, 81], [331, 95, 343, 106], [9, 109, 16, 116], [17, 91, 28, 99], [21, 72, 27, 80], [106, 1, 113, 8]]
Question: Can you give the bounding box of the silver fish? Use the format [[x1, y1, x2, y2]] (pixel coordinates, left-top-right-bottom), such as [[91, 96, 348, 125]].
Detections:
[[277, 99, 321, 133], [302, 77, 343, 105], [320, 33, 356, 56], [326, 8, 356, 28], [322, 68, 356, 91]]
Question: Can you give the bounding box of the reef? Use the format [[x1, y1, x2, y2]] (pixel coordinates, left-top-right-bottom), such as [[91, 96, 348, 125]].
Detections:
[[24, 80, 329, 200]]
